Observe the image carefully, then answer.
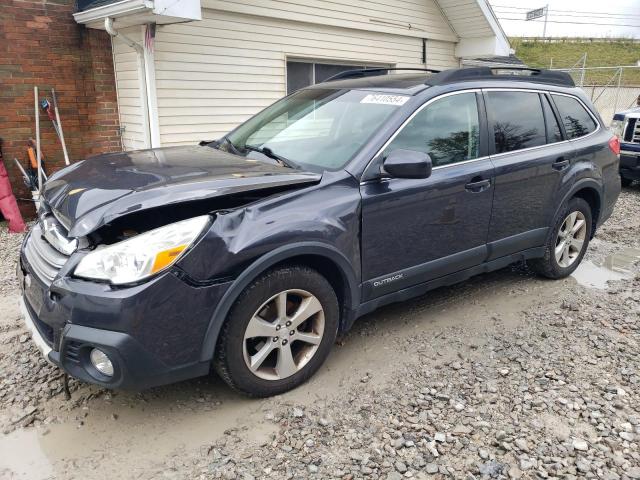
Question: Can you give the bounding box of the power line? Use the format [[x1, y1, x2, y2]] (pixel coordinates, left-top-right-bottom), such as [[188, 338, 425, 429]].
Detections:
[[491, 4, 640, 14], [493, 11, 640, 21], [491, 4, 640, 18], [496, 16, 640, 28], [494, 10, 640, 20], [493, 10, 640, 21]]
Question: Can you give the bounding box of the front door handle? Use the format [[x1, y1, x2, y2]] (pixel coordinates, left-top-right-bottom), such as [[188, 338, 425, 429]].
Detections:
[[465, 178, 491, 193], [553, 157, 570, 171]]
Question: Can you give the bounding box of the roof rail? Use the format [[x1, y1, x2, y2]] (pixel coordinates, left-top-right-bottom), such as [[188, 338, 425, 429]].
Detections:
[[325, 67, 441, 82], [424, 67, 575, 87]]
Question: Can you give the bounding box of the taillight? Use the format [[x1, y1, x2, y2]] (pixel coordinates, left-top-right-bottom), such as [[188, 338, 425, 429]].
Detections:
[[609, 136, 620, 155]]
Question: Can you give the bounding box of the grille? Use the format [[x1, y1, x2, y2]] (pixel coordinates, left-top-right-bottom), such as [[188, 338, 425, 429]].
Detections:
[[624, 118, 640, 144], [24, 218, 71, 286], [632, 119, 640, 144]]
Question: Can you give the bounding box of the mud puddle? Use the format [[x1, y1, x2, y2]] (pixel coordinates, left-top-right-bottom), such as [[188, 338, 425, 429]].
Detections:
[[0, 386, 277, 480], [572, 247, 640, 289], [0, 429, 53, 480]]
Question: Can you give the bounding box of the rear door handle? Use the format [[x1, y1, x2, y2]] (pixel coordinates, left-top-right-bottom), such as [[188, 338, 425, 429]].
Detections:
[[553, 157, 570, 171], [465, 178, 491, 193]]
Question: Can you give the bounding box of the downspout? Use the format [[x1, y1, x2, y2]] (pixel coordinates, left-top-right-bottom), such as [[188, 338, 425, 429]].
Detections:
[[104, 17, 141, 53], [104, 18, 158, 149]]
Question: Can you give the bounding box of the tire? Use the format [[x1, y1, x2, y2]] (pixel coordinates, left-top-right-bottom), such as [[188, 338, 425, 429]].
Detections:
[[214, 265, 339, 397], [530, 197, 592, 279], [621, 177, 633, 187]]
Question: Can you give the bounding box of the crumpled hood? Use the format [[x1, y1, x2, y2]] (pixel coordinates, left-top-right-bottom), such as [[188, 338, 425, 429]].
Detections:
[[42, 145, 321, 237]]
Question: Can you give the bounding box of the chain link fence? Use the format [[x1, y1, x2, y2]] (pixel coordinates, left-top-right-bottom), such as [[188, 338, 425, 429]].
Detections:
[[551, 66, 640, 124]]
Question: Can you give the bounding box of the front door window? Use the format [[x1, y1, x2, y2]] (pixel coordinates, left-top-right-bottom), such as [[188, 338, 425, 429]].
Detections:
[[383, 92, 481, 167]]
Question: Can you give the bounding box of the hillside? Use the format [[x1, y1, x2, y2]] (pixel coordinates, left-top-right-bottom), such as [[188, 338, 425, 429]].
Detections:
[[511, 38, 640, 84]]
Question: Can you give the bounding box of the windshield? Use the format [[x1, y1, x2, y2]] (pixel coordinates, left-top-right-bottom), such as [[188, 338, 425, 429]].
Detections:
[[223, 88, 407, 171]]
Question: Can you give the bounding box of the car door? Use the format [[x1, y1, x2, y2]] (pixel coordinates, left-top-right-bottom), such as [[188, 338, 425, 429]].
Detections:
[[360, 90, 495, 301], [484, 89, 572, 259]]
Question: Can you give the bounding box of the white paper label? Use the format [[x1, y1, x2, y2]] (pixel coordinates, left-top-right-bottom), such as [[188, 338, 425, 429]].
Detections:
[[360, 94, 410, 106]]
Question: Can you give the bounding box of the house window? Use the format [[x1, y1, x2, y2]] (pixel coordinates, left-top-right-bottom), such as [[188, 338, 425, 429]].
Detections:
[[286, 61, 384, 94]]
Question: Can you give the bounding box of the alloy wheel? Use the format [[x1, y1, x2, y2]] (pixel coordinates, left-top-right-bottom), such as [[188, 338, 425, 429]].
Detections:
[[242, 289, 325, 381], [554, 211, 587, 268]]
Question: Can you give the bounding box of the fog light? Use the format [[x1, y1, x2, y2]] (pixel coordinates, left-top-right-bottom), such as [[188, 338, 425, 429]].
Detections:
[[89, 348, 114, 377]]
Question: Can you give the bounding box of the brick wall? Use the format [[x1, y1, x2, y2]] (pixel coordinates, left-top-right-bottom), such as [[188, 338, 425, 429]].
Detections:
[[0, 0, 122, 218]]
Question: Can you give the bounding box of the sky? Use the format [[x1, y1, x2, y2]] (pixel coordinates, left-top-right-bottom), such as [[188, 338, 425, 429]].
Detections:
[[488, 0, 640, 38]]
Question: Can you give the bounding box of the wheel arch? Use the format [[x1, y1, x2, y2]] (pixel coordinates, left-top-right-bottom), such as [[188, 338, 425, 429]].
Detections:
[[556, 179, 603, 239], [572, 187, 601, 237], [199, 242, 360, 362]]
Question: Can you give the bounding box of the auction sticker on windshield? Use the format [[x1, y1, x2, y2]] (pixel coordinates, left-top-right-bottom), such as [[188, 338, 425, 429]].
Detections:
[[360, 94, 410, 106]]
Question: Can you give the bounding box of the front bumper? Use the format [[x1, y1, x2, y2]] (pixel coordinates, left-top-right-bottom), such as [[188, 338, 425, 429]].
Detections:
[[19, 296, 54, 364], [20, 295, 201, 389], [18, 251, 232, 391]]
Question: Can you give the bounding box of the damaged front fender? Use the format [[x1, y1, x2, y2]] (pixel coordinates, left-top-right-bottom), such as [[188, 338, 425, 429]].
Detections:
[[173, 172, 363, 361]]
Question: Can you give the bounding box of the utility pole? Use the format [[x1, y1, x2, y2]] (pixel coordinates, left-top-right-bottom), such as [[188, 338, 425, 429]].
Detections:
[[543, 4, 549, 38]]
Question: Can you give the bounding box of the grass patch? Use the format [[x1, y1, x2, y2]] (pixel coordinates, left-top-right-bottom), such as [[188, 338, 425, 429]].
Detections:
[[511, 38, 640, 85]]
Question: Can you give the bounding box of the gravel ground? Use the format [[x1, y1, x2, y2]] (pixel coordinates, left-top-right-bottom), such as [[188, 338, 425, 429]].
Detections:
[[1, 189, 640, 480], [0, 226, 24, 297]]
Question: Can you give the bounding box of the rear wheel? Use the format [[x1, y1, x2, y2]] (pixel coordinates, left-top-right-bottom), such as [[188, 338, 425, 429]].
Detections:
[[530, 197, 592, 279], [214, 266, 339, 397], [621, 177, 633, 187]]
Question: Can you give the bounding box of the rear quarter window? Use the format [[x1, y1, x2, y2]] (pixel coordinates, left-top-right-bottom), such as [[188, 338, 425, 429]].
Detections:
[[551, 94, 598, 139]]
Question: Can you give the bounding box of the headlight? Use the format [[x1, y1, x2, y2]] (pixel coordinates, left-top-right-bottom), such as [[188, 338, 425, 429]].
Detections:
[[611, 119, 624, 138], [74, 215, 210, 285]]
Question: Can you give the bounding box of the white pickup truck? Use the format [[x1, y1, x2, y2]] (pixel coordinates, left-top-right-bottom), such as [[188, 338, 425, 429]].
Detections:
[[612, 106, 640, 186]]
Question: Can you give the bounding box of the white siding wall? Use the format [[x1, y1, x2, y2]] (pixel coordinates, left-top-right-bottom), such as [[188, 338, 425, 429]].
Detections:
[[155, 7, 459, 145], [112, 28, 148, 150], [200, 0, 458, 42]]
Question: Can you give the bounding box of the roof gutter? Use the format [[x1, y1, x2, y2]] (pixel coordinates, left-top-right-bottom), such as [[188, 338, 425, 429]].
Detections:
[[74, 0, 152, 25]]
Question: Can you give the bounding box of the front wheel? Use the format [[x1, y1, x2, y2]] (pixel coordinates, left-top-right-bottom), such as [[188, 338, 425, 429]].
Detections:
[[530, 197, 592, 279], [621, 177, 633, 187], [214, 266, 339, 397]]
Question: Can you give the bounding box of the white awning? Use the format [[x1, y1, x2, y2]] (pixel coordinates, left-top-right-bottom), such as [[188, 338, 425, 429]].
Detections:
[[73, 0, 201, 28]]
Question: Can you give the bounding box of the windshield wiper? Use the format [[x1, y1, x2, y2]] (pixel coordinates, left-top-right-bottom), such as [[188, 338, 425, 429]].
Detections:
[[204, 136, 244, 156], [244, 144, 298, 169], [210, 137, 298, 169], [215, 136, 242, 155]]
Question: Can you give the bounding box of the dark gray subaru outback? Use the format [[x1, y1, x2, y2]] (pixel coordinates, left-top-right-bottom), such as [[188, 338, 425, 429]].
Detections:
[[19, 67, 620, 397]]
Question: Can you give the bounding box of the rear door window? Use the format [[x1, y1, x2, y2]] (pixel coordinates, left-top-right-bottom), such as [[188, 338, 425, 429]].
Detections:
[[486, 91, 546, 154], [551, 94, 598, 139]]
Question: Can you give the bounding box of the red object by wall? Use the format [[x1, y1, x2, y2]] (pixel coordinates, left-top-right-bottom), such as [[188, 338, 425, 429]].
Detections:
[[0, 161, 27, 233]]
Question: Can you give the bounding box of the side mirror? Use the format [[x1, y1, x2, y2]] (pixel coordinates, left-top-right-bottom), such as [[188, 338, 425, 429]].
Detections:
[[383, 149, 432, 179]]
